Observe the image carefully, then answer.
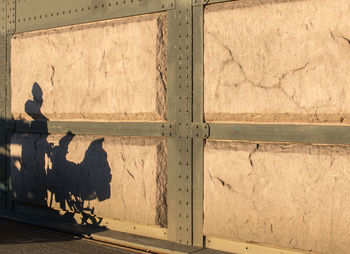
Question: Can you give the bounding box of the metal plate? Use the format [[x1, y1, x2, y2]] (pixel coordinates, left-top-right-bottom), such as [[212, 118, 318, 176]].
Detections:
[[0, 0, 6, 209], [192, 4, 204, 247], [167, 0, 193, 245], [16, 0, 174, 33], [14, 120, 166, 137], [209, 123, 350, 145]]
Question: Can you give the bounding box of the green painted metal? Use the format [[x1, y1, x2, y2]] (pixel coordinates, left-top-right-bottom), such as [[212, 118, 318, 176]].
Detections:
[[167, 0, 193, 245], [14, 120, 167, 137], [166, 7, 179, 244], [6, 0, 15, 210], [0, 0, 7, 209], [16, 0, 175, 33], [193, 0, 236, 6], [208, 123, 350, 145], [192, 4, 204, 247]]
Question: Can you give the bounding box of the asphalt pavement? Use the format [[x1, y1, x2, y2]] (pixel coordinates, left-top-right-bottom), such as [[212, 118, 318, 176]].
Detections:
[[0, 219, 144, 254]]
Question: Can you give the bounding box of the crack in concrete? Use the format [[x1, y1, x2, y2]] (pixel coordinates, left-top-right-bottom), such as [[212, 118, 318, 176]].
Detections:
[[50, 66, 55, 86], [120, 152, 135, 180], [329, 29, 350, 45], [248, 144, 260, 176], [208, 32, 323, 114]]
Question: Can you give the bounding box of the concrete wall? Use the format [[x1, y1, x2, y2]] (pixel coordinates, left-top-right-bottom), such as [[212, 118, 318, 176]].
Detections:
[[204, 0, 350, 123], [10, 13, 168, 227], [204, 141, 350, 254], [11, 13, 167, 121], [204, 0, 350, 253], [11, 134, 167, 227]]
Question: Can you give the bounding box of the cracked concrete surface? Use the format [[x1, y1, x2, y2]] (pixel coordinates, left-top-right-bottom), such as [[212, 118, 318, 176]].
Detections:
[[204, 141, 350, 254], [11, 135, 167, 227], [11, 13, 167, 121], [204, 0, 350, 123]]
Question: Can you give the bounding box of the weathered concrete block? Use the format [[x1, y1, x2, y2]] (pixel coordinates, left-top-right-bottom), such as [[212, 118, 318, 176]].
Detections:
[[204, 0, 350, 123], [204, 141, 350, 254], [11, 13, 167, 121], [11, 134, 167, 227]]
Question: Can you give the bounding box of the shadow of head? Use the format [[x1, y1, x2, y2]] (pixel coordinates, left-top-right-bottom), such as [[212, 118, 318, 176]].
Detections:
[[32, 82, 44, 105], [25, 82, 48, 120]]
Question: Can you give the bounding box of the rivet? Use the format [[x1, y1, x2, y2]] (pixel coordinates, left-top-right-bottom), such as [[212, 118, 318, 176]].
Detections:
[[185, 161, 188, 165], [178, 96, 181, 99], [162, 124, 165, 128], [169, 132, 172, 136], [178, 174, 182, 178], [178, 187, 182, 191], [196, 133, 199, 137], [178, 134, 182, 138], [178, 74, 181, 78], [178, 9, 181, 13], [179, 200, 182, 204], [185, 108, 188, 112], [179, 213, 182, 217], [178, 108, 181, 112], [161, 132, 164, 136], [178, 46, 181, 50], [179, 161, 182, 165], [179, 226, 182, 230]]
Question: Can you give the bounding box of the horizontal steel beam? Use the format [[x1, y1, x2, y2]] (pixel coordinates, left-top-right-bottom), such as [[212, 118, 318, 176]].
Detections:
[[16, 0, 175, 33], [208, 123, 350, 145], [192, 0, 237, 6], [13, 120, 166, 137]]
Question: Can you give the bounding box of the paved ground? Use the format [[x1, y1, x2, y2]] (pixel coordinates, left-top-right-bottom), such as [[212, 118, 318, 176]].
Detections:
[[0, 219, 144, 254]]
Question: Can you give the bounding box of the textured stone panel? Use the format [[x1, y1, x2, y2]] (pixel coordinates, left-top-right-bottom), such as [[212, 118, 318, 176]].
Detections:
[[204, 141, 350, 254], [11, 134, 167, 227], [11, 13, 167, 121], [204, 0, 350, 123]]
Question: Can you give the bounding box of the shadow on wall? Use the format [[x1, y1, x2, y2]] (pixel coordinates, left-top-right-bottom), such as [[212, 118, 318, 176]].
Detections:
[[11, 82, 112, 228]]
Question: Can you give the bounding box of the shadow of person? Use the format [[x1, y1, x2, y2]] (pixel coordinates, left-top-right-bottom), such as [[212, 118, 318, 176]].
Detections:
[[11, 82, 112, 228], [11, 83, 50, 207], [24, 82, 48, 121]]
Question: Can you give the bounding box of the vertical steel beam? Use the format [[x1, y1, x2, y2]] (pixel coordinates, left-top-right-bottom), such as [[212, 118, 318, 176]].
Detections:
[[192, 3, 204, 247], [5, 0, 14, 209], [167, 0, 193, 245], [0, 0, 7, 209]]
